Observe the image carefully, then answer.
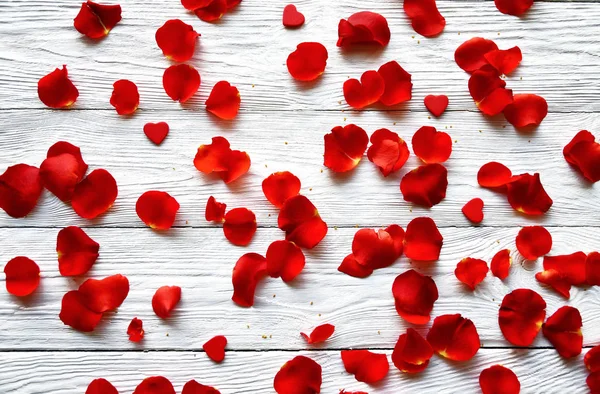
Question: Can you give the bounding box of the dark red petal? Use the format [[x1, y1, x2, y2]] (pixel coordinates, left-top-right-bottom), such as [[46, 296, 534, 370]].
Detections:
[[72, 169, 118, 219], [231, 253, 267, 307], [403, 0, 446, 37], [484, 46, 522, 75], [392, 328, 433, 373], [133, 376, 176, 394], [564, 130, 595, 164], [324, 124, 369, 173], [0, 164, 43, 218], [494, 0, 534, 16], [193, 137, 251, 184], [40, 153, 81, 201], [462, 198, 484, 224], [403, 217, 443, 262], [38, 66, 79, 109], [477, 162, 512, 188], [136, 191, 180, 230], [127, 317, 144, 342], [59, 290, 102, 332], [226, 0, 241, 10], [504, 94, 548, 128], [341, 350, 389, 383], [274, 356, 322, 394], [262, 171, 301, 208], [411, 126, 452, 164], [180, 0, 212, 11], [4, 256, 40, 297], [455, 38, 499, 73], [155, 19, 200, 62], [47, 141, 87, 180], [278, 195, 327, 249], [57, 226, 100, 276], [74, 1, 122, 39], [352, 228, 399, 270], [491, 249, 511, 280], [585, 345, 600, 372], [587, 252, 600, 286], [194, 0, 227, 22], [206, 81, 241, 120], [542, 306, 583, 358], [110, 79, 139, 115], [386, 224, 406, 259], [455, 258, 489, 290], [86, 378, 118, 394], [424, 95, 448, 117], [468, 68, 513, 116], [282, 4, 305, 28], [377, 61, 412, 106], [78, 274, 129, 313], [367, 128, 409, 176], [205, 196, 227, 223], [266, 240, 305, 282], [479, 365, 520, 394], [499, 288, 546, 346], [143, 122, 169, 145], [300, 324, 335, 344], [563, 131, 600, 183], [203, 335, 227, 362], [152, 286, 181, 319], [182, 380, 221, 394], [426, 314, 480, 361], [223, 207, 257, 246], [343, 70, 385, 109], [163, 64, 200, 103], [588, 372, 600, 394], [286, 42, 328, 81], [400, 163, 448, 207], [543, 252, 587, 286], [478, 87, 514, 116], [535, 269, 571, 298], [506, 173, 553, 216], [337, 254, 374, 278], [337, 11, 390, 47], [516, 226, 552, 260], [392, 269, 438, 324]]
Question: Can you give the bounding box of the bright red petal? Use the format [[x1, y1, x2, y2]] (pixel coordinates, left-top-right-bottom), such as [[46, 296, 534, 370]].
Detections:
[[426, 314, 480, 361], [352, 228, 400, 270], [155, 19, 200, 62], [337, 254, 374, 278], [47, 141, 87, 179], [499, 288, 546, 346], [0, 164, 43, 218], [206, 81, 241, 120], [479, 365, 520, 394], [341, 350, 389, 383], [274, 356, 322, 394], [542, 306, 583, 358], [506, 173, 553, 215], [588, 372, 600, 394], [585, 345, 600, 372], [300, 324, 335, 344], [411, 126, 452, 164], [136, 191, 180, 230], [392, 269, 438, 324], [152, 286, 181, 319], [74, 1, 122, 39], [535, 269, 571, 298], [494, 0, 534, 16], [127, 317, 144, 342], [205, 196, 226, 223], [203, 335, 227, 362], [462, 198, 484, 224], [403, 217, 443, 261], [262, 172, 301, 208], [57, 226, 100, 276], [324, 124, 369, 172], [491, 249, 511, 280], [543, 252, 587, 286], [367, 128, 409, 176], [477, 161, 512, 188], [40, 153, 81, 202], [86, 378, 118, 394], [455, 258, 489, 290], [4, 256, 40, 297], [337, 11, 390, 47], [564, 130, 595, 165], [504, 94, 548, 128], [78, 274, 129, 313], [59, 290, 103, 332], [193, 137, 250, 184], [484, 46, 522, 75], [468, 68, 513, 116], [110, 79, 139, 115], [378, 61, 412, 106], [286, 42, 328, 81], [182, 380, 221, 394], [266, 240, 305, 282], [163, 64, 200, 103], [72, 169, 118, 219], [587, 252, 600, 286], [563, 131, 600, 183], [38, 66, 79, 108], [516, 226, 552, 260], [392, 328, 433, 373], [133, 376, 176, 394], [278, 195, 327, 249], [403, 0, 446, 37], [231, 253, 267, 307], [400, 163, 448, 207], [455, 38, 498, 73], [223, 207, 257, 246], [343, 70, 385, 109], [194, 0, 227, 22]]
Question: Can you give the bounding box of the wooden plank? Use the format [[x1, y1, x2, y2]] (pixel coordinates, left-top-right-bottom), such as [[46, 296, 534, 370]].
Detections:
[[0, 1, 599, 112]]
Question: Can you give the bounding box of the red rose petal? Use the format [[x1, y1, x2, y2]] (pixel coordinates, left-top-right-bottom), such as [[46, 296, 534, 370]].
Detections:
[[38, 66, 79, 109], [403, 217, 443, 262], [133, 376, 176, 394], [542, 306, 583, 358], [262, 172, 301, 208], [143, 122, 169, 145], [206, 81, 241, 120], [506, 173, 553, 215], [468, 68, 513, 116], [424, 95, 448, 117], [504, 94, 548, 128], [74, 1, 121, 39], [78, 274, 129, 313], [403, 0, 446, 37], [300, 323, 335, 344], [426, 314, 480, 361], [86, 379, 118, 394], [455, 258, 489, 291], [0, 164, 43, 218], [337, 254, 374, 278], [588, 372, 600, 394], [337, 11, 390, 48], [59, 290, 103, 332], [352, 228, 400, 270], [194, 137, 251, 184], [283, 4, 305, 28], [203, 335, 227, 362], [152, 285, 181, 319], [585, 345, 600, 372], [494, 0, 534, 16], [324, 124, 369, 173], [231, 253, 267, 307], [499, 288, 546, 346], [477, 161, 513, 188], [4, 256, 40, 297], [392, 328, 433, 373], [181, 0, 213, 11], [516, 226, 552, 260], [110, 79, 139, 115], [455, 38, 499, 73], [205, 196, 226, 223], [392, 269, 438, 324], [223, 207, 257, 246], [367, 128, 409, 176], [274, 355, 322, 394], [484, 46, 522, 75], [491, 249, 512, 280], [400, 163, 448, 207], [378, 61, 413, 106], [127, 317, 144, 342], [136, 191, 180, 230], [266, 240, 305, 282], [543, 252, 587, 286], [163, 64, 200, 103], [194, 0, 228, 23], [587, 252, 600, 286], [72, 169, 118, 219], [343, 70, 385, 109], [40, 153, 81, 202], [462, 198, 484, 224], [341, 350, 389, 383], [564, 130, 595, 165], [412, 126, 452, 164], [563, 131, 600, 183], [286, 42, 328, 82], [278, 195, 327, 249], [156, 19, 200, 62], [182, 380, 221, 394], [535, 269, 571, 298], [479, 365, 520, 394], [57, 226, 100, 276], [47, 141, 87, 180]]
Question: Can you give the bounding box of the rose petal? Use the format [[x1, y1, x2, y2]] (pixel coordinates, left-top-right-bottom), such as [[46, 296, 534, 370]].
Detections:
[[564, 130, 595, 165], [504, 94, 548, 128], [337, 254, 374, 278], [300, 324, 335, 344], [182, 380, 221, 394], [4, 256, 40, 297], [543, 252, 587, 286], [205, 196, 227, 223], [262, 171, 301, 208], [278, 195, 327, 249], [542, 306, 583, 358], [286, 42, 328, 81], [283, 4, 305, 28], [110, 79, 139, 115], [74, 1, 121, 39], [143, 122, 169, 145], [38, 66, 79, 109], [378, 61, 413, 106], [0, 164, 43, 218], [506, 173, 553, 216], [424, 95, 448, 117], [133, 376, 176, 394], [455, 38, 499, 73], [587, 252, 600, 286], [585, 345, 600, 372], [392, 328, 433, 373], [324, 124, 369, 173], [400, 163, 448, 207], [403, 0, 446, 37], [367, 128, 410, 176], [516, 226, 552, 260], [352, 228, 400, 270], [223, 207, 257, 246], [203, 335, 227, 362], [231, 253, 267, 307], [462, 198, 484, 224], [206, 81, 241, 120], [59, 290, 103, 332], [194, 0, 228, 22], [40, 153, 81, 202], [455, 258, 489, 290], [86, 378, 118, 394], [78, 274, 129, 313], [337, 12, 390, 47], [136, 191, 180, 230], [72, 169, 118, 219], [57, 226, 100, 276], [127, 317, 144, 342], [563, 131, 600, 183], [468, 68, 513, 116], [156, 19, 200, 62], [194, 137, 251, 184], [392, 269, 438, 324], [587, 372, 600, 394], [494, 0, 534, 16], [266, 240, 305, 282], [499, 288, 546, 346], [479, 365, 520, 394], [491, 249, 512, 280], [48, 141, 87, 179], [341, 350, 389, 383], [152, 285, 181, 319], [343, 70, 385, 109], [403, 217, 443, 261], [535, 269, 572, 298], [412, 126, 452, 164], [477, 162, 513, 188], [163, 64, 200, 103], [426, 314, 480, 361], [484, 46, 522, 75], [274, 356, 322, 394]]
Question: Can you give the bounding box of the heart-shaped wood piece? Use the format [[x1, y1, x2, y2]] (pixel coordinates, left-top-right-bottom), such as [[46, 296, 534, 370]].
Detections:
[[283, 4, 305, 28], [143, 122, 169, 145], [424, 95, 449, 117]]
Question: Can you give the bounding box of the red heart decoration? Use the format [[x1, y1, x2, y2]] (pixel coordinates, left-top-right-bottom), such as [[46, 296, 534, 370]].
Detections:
[[343, 70, 385, 109], [462, 198, 484, 224], [203, 335, 227, 363], [143, 122, 169, 145], [424, 95, 449, 117], [283, 4, 305, 28]]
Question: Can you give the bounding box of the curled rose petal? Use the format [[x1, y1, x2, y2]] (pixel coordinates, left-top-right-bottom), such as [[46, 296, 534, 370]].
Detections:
[[378, 61, 412, 106], [282, 4, 305, 28], [286, 42, 328, 81], [40, 153, 81, 202], [563, 130, 595, 165], [301, 323, 335, 344], [494, 0, 534, 16], [324, 124, 369, 173], [516, 226, 552, 260], [535, 269, 571, 298], [152, 285, 181, 319], [400, 163, 448, 207], [392, 328, 433, 373], [182, 380, 221, 394], [352, 227, 401, 270], [337, 11, 390, 48], [4, 256, 40, 297], [424, 94, 448, 117], [47, 142, 87, 180], [499, 288, 546, 346], [72, 169, 118, 219], [479, 365, 520, 394], [0, 164, 43, 218], [341, 350, 389, 383], [110, 79, 139, 115], [367, 128, 409, 176], [278, 195, 327, 249], [468, 68, 513, 116], [477, 161, 512, 188], [542, 306, 583, 358], [59, 290, 102, 332], [411, 126, 452, 164], [38, 66, 79, 109], [163, 64, 200, 103], [206, 81, 241, 120], [136, 191, 180, 230], [426, 314, 480, 361], [504, 94, 548, 128], [506, 173, 553, 216], [484, 46, 522, 75], [156, 19, 200, 62], [266, 240, 305, 282], [403, 0, 446, 37], [194, 0, 228, 23], [223, 207, 257, 246], [543, 252, 587, 286], [127, 317, 144, 342], [563, 130, 600, 183], [74, 1, 121, 39], [455, 38, 498, 73], [133, 376, 176, 394], [462, 198, 484, 224], [585, 345, 600, 372], [274, 355, 322, 394], [491, 249, 511, 280], [392, 269, 438, 324], [205, 196, 226, 223], [232, 253, 267, 307], [455, 258, 489, 290], [403, 217, 443, 261], [194, 137, 251, 184], [343, 70, 385, 109], [78, 274, 129, 313], [86, 378, 118, 394], [57, 226, 100, 277], [587, 252, 600, 286], [338, 254, 373, 278], [262, 171, 301, 208], [203, 335, 227, 362]]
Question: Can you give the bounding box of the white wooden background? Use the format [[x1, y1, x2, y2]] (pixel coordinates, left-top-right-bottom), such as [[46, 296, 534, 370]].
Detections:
[[0, 0, 599, 393]]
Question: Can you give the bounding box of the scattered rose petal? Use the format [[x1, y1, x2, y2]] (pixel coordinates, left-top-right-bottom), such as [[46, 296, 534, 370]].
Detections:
[[40, 153, 81, 202], [57, 226, 100, 276], [338, 254, 373, 278], [301, 324, 335, 344], [72, 169, 118, 219], [232, 253, 267, 307], [266, 240, 305, 282], [468, 68, 513, 116], [86, 378, 118, 394], [274, 356, 322, 394], [152, 286, 181, 319], [484, 46, 522, 75], [262, 172, 301, 208], [194, 136, 251, 184], [455, 38, 499, 73], [403, 217, 443, 261], [424, 95, 448, 117], [182, 380, 221, 394], [455, 258, 489, 290], [494, 0, 534, 16], [400, 163, 448, 207], [367, 128, 409, 176], [479, 365, 520, 394], [403, 0, 446, 37], [543, 306, 583, 358], [163, 64, 200, 103], [392, 328, 433, 373], [59, 290, 103, 332], [0, 164, 43, 218], [127, 317, 144, 342], [194, 0, 228, 23], [205, 196, 226, 223], [47, 141, 87, 180], [427, 314, 479, 361], [110, 80, 139, 115], [462, 198, 484, 224], [392, 269, 438, 324], [535, 269, 571, 298], [4, 256, 40, 297], [378, 61, 413, 106], [504, 94, 548, 128], [412, 126, 452, 164], [223, 207, 257, 246], [203, 335, 227, 362], [588, 372, 600, 394], [156, 19, 200, 62], [352, 227, 402, 270], [585, 345, 600, 372], [543, 252, 587, 286], [506, 173, 553, 216], [499, 288, 546, 346], [133, 376, 176, 394], [324, 124, 369, 173], [343, 70, 385, 109], [477, 162, 512, 188], [283, 4, 305, 28], [491, 249, 511, 280], [74, 1, 121, 39], [78, 274, 129, 313], [516, 226, 552, 260], [206, 81, 241, 120], [38, 66, 79, 109], [144, 122, 169, 145], [337, 12, 390, 47], [286, 42, 328, 81], [341, 350, 389, 383], [278, 195, 327, 249], [587, 252, 600, 286], [136, 191, 180, 230], [563, 130, 600, 183]]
